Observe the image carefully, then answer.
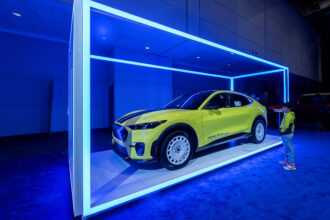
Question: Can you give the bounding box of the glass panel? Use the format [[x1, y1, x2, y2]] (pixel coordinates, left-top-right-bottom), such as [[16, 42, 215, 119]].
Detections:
[[68, 16, 74, 185]]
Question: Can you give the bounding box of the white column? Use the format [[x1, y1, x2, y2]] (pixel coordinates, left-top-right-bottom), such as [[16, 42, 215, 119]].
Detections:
[[71, 0, 91, 217]]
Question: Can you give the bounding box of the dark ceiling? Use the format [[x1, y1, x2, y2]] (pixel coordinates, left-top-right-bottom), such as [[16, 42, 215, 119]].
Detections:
[[286, 0, 330, 86], [1, 0, 328, 43], [286, 0, 330, 40]]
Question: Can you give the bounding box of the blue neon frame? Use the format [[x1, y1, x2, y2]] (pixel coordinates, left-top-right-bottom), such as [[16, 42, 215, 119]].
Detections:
[[90, 55, 287, 102], [89, 1, 289, 102], [71, 0, 289, 217]]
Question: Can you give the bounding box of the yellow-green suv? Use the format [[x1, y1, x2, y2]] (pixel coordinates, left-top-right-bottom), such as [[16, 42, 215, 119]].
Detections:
[[112, 90, 267, 170]]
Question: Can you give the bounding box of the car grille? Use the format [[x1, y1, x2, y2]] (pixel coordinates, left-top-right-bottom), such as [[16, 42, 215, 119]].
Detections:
[[112, 123, 128, 141]]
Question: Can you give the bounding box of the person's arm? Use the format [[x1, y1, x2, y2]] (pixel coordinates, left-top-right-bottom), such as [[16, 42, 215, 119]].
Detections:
[[273, 108, 282, 113]]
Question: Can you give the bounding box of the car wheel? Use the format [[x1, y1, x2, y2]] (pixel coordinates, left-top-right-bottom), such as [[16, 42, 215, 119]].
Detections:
[[159, 130, 193, 170], [249, 120, 266, 144]]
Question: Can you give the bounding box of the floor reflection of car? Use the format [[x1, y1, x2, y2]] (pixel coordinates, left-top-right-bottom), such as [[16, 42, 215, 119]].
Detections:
[[112, 90, 267, 170]]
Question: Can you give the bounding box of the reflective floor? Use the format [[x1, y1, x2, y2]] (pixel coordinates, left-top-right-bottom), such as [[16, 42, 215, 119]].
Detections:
[[0, 129, 329, 220], [90, 135, 281, 208]]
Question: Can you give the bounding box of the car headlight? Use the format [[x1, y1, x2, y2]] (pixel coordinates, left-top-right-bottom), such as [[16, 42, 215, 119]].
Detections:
[[128, 120, 166, 130]]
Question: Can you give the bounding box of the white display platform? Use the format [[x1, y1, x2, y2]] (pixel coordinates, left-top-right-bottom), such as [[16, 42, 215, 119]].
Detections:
[[91, 135, 282, 207], [90, 135, 281, 208]]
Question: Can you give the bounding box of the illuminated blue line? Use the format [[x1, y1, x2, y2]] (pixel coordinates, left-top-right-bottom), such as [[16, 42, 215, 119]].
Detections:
[[233, 69, 283, 79], [284, 70, 286, 102], [90, 55, 232, 79], [90, 1, 287, 70], [286, 68, 290, 102], [230, 78, 234, 91], [84, 141, 282, 217]]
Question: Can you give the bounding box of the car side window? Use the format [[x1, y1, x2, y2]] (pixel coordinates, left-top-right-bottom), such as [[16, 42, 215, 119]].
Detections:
[[204, 93, 230, 109], [230, 93, 251, 107]]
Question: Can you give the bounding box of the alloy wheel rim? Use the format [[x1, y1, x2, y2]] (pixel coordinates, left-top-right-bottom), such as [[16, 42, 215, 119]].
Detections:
[[255, 122, 265, 141], [166, 135, 190, 165]]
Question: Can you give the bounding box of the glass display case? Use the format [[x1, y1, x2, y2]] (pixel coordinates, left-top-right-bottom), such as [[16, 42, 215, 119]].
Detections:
[[69, 0, 289, 217]]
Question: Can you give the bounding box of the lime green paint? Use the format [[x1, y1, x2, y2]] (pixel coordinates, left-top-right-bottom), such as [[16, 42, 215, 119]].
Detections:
[[113, 91, 267, 160]]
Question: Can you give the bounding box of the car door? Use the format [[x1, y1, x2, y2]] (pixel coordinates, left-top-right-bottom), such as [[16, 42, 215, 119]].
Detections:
[[228, 93, 253, 133], [201, 93, 232, 146]]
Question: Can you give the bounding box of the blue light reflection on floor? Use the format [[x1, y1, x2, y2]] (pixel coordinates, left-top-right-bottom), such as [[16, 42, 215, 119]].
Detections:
[[92, 129, 330, 220], [0, 129, 329, 219]]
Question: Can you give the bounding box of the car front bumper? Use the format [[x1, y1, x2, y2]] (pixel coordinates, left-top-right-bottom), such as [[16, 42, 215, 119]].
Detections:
[[111, 123, 164, 161]]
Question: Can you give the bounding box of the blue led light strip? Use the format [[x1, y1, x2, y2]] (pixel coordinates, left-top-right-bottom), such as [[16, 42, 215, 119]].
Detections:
[[233, 69, 283, 79], [230, 78, 234, 91], [283, 70, 286, 103], [286, 69, 290, 102], [90, 55, 232, 79], [90, 1, 287, 70]]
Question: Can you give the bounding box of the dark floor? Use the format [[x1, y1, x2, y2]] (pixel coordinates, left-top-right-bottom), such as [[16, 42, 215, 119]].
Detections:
[[0, 128, 329, 220]]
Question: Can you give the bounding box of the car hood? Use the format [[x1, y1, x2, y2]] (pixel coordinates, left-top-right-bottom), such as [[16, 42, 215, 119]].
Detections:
[[115, 109, 186, 126]]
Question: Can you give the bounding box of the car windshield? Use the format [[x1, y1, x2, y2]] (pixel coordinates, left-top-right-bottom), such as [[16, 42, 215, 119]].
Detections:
[[164, 91, 214, 110]]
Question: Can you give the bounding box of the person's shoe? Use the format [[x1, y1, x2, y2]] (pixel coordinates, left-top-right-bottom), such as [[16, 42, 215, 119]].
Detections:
[[279, 161, 289, 165], [283, 165, 296, 170]]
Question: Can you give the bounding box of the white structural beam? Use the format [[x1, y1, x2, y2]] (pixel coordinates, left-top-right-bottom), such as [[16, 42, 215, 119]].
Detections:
[[71, 0, 91, 217]]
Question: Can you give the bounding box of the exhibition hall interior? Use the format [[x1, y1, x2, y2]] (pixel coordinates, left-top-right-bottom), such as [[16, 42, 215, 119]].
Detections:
[[0, 0, 329, 219]]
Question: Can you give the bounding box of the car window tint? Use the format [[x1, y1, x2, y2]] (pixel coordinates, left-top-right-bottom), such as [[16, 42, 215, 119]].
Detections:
[[230, 93, 250, 107], [205, 93, 229, 108]]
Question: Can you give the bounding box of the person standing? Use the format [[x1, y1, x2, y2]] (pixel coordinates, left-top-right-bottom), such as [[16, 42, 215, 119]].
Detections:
[[278, 102, 296, 170]]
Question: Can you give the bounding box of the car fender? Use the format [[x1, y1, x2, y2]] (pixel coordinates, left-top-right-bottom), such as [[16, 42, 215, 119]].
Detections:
[[251, 115, 267, 132], [151, 123, 199, 158]]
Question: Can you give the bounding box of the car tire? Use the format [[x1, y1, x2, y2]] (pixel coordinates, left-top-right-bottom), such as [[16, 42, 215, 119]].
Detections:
[[249, 119, 266, 144], [159, 130, 193, 170]]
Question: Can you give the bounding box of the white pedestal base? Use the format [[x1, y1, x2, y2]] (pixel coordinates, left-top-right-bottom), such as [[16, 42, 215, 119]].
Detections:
[[90, 135, 282, 209]]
